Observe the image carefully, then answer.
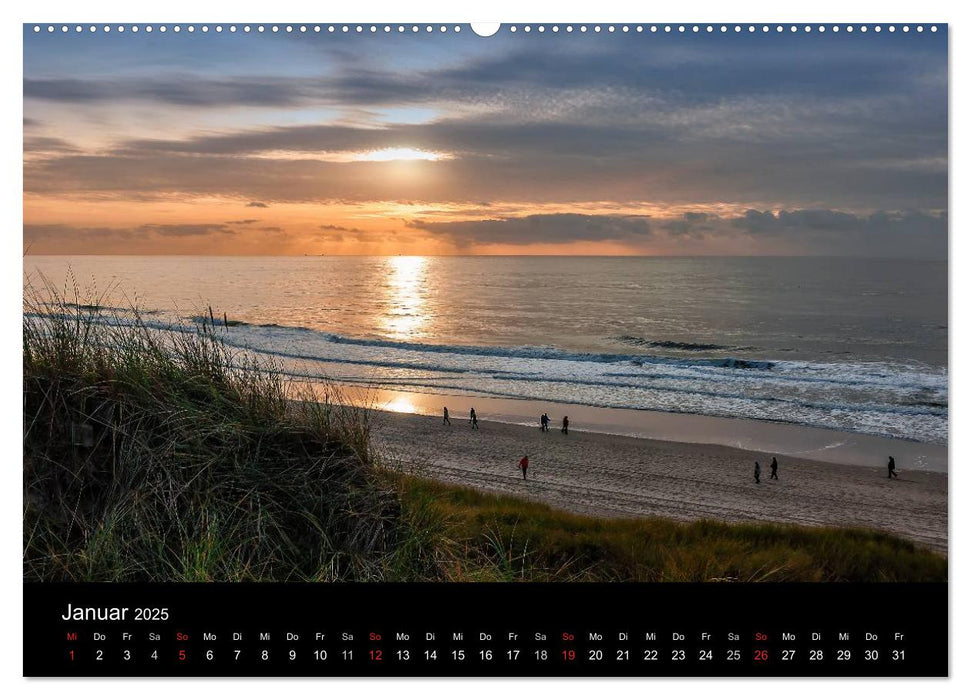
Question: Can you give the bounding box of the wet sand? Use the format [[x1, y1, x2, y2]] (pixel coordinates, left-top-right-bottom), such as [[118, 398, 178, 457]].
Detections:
[[371, 411, 948, 554]]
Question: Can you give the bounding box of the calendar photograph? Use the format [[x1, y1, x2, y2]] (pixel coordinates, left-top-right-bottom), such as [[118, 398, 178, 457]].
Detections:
[[22, 19, 949, 679]]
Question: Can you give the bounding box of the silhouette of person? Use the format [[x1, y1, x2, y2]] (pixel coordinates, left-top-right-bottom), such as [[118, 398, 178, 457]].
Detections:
[[443, 407, 451, 425], [770, 457, 778, 480], [561, 416, 569, 435], [888, 456, 898, 479], [519, 454, 529, 480], [470, 407, 478, 429], [754, 461, 761, 484]]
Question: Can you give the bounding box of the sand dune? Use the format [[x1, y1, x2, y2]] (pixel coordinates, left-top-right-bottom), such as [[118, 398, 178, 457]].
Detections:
[[371, 411, 948, 554]]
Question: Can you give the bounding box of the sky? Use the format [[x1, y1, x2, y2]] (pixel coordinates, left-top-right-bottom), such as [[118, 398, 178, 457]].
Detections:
[[23, 25, 947, 256]]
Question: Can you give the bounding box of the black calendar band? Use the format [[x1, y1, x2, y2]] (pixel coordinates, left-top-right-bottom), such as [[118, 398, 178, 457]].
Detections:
[[24, 582, 947, 677]]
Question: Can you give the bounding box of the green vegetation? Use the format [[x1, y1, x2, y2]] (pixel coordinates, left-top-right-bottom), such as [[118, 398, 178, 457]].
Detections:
[[23, 283, 947, 583], [392, 479, 946, 582]]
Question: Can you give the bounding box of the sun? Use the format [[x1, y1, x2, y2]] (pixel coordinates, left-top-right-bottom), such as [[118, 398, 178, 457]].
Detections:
[[355, 148, 446, 162]]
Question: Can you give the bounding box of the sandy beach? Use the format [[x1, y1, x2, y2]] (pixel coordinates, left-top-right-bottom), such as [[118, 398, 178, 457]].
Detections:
[[372, 411, 948, 554]]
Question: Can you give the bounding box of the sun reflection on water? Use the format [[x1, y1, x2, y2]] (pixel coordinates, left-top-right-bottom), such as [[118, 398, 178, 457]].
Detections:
[[383, 396, 417, 414], [381, 256, 427, 339]]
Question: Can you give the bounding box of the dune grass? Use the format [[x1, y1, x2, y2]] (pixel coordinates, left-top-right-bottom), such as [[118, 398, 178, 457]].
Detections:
[[24, 280, 391, 582], [23, 281, 947, 583], [389, 478, 946, 582]]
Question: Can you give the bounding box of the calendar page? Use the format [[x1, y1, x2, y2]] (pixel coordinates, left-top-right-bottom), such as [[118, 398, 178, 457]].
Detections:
[[22, 20, 948, 678]]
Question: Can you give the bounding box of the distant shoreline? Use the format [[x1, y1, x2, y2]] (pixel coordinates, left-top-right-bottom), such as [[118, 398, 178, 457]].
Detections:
[[371, 410, 948, 554]]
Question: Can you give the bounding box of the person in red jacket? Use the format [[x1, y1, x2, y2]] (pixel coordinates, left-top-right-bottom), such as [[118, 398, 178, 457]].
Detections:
[[519, 454, 529, 480]]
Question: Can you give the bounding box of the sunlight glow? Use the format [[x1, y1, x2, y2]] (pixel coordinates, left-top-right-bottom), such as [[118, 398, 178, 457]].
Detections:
[[383, 396, 418, 414], [355, 148, 447, 162]]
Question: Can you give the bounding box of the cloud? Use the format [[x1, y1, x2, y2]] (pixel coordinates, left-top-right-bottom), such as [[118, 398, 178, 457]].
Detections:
[[246, 201, 269, 208], [136, 223, 236, 237], [25, 222, 237, 243], [664, 212, 717, 238], [320, 224, 364, 233], [23, 136, 80, 154], [409, 213, 653, 246], [405, 209, 947, 258], [24, 77, 319, 108], [225, 219, 260, 225]]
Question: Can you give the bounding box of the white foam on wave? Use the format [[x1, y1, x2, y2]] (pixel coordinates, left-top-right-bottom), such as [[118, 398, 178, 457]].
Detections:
[[41, 311, 948, 444]]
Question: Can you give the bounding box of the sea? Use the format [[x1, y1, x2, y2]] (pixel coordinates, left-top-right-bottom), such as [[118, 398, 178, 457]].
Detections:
[[24, 255, 948, 446]]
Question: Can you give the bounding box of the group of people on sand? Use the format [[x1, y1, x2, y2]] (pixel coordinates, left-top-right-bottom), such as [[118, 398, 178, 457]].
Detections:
[[443, 407, 570, 436], [540, 412, 569, 434], [753, 457, 779, 483], [519, 414, 572, 481], [444, 406, 905, 487], [442, 406, 479, 428], [441, 406, 570, 482], [753, 455, 901, 483]]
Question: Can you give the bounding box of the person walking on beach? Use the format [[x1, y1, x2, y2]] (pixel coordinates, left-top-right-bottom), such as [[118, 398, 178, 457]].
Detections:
[[561, 416, 569, 435], [540, 413, 550, 432], [754, 461, 761, 484], [888, 456, 898, 479], [770, 457, 779, 480], [519, 454, 529, 480], [443, 407, 451, 426], [470, 407, 479, 430]]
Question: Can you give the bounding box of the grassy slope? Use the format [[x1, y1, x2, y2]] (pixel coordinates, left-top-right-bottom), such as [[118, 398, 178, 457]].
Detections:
[[23, 288, 947, 583], [392, 477, 946, 582]]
